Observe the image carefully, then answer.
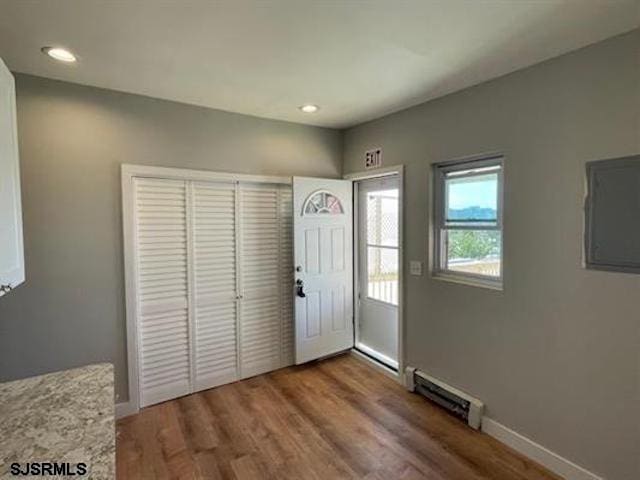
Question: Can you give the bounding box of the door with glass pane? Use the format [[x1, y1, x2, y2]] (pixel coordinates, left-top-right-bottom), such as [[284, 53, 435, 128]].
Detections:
[[356, 176, 399, 369], [293, 177, 354, 364]]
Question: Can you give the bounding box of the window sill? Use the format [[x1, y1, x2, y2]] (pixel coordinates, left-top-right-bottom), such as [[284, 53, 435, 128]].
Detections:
[[432, 272, 503, 291]]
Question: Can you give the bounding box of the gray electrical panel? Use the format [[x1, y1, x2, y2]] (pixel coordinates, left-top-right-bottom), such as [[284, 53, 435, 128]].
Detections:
[[585, 155, 640, 273]]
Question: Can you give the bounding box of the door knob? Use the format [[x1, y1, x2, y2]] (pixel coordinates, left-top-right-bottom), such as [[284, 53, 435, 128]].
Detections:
[[295, 279, 306, 298]]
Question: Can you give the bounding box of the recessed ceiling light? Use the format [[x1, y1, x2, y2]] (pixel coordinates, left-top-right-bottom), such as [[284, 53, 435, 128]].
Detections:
[[41, 47, 77, 63], [299, 104, 319, 113]]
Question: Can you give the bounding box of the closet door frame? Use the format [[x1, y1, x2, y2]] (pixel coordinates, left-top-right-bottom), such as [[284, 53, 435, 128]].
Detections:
[[122, 164, 291, 416]]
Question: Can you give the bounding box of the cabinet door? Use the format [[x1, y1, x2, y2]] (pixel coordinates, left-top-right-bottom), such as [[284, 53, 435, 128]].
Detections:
[[134, 178, 191, 407], [192, 181, 239, 391], [0, 58, 24, 295]]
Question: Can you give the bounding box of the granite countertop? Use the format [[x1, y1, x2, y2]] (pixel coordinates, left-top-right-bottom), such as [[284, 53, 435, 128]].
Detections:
[[0, 364, 115, 479]]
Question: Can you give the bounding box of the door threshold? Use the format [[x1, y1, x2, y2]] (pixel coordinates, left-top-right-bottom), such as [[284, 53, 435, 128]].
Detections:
[[355, 342, 398, 370], [350, 349, 401, 382]]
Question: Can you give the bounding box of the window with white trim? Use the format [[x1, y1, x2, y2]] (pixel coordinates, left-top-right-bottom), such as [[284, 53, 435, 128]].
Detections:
[[433, 156, 503, 288]]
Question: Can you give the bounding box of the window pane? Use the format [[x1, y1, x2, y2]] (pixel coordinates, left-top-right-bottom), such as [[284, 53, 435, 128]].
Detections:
[[367, 246, 398, 305], [366, 189, 399, 247], [445, 172, 498, 223], [445, 229, 501, 278], [304, 191, 344, 215]]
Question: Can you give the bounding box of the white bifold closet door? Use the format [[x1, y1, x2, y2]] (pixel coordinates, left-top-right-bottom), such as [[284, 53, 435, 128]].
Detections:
[[279, 187, 295, 366], [132, 176, 293, 408], [192, 181, 239, 391], [134, 178, 191, 407], [239, 185, 282, 377]]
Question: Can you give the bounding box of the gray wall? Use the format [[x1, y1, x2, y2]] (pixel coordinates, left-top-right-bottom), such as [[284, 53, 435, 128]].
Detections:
[[344, 30, 639, 480], [0, 74, 342, 401]]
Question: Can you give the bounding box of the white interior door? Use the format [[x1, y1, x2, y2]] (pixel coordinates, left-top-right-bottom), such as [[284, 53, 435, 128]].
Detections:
[[356, 176, 399, 369], [293, 177, 353, 364]]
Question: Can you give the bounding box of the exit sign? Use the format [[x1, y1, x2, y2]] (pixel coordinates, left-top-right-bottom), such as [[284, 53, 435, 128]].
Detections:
[[365, 148, 382, 169]]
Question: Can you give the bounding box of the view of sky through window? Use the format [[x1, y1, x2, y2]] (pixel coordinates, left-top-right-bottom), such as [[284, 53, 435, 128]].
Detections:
[[446, 172, 498, 222]]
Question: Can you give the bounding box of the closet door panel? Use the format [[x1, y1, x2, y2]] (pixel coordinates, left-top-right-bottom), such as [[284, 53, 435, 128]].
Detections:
[[192, 182, 238, 391], [279, 186, 295, 367], [135, 178, 190, 407], [239, 185, 282, 378]]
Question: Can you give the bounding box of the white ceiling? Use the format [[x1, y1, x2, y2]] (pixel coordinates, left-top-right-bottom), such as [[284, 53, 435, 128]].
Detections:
[[0, 1, 637, 129]]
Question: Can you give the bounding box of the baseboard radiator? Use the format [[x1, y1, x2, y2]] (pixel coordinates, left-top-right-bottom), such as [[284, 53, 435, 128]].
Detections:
[[405, 367, 484, 430]]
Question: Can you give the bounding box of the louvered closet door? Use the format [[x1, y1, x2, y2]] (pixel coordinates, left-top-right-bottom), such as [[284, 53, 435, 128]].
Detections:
[[239, 184, 284, 378], [134, 178, 191, 407], [192, 181, 239, 391], [279, 186, 295, 367]]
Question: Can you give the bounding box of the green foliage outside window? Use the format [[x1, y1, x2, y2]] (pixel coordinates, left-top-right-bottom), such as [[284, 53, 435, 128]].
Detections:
[[448, 230, 500, 259]]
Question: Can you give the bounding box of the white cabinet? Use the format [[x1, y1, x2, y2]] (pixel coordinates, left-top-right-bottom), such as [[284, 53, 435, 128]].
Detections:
[[0, 58, 24, 297]]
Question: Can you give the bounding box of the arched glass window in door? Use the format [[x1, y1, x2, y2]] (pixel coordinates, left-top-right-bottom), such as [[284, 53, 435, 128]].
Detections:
[[303, 190, 344, 215]]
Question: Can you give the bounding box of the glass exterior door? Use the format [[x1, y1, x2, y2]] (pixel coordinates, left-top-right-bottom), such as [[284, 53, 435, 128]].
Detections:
[[356, 175, 399, 369]]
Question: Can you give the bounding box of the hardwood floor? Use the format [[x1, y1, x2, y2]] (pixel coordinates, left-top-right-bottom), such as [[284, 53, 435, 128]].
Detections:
[[117, 354, 560, 480]]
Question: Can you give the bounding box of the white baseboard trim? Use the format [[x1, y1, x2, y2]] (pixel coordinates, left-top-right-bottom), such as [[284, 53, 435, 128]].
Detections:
[[115, 401, 138, 420], [482, 417, 603, 480]]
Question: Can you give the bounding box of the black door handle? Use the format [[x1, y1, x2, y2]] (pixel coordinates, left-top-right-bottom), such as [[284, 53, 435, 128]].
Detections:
[[296, 279, 306, 298]]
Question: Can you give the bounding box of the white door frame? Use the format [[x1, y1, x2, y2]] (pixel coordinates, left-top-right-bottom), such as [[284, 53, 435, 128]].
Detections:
[[344, 165, 405, 383], [121, 164, 291, 415]]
